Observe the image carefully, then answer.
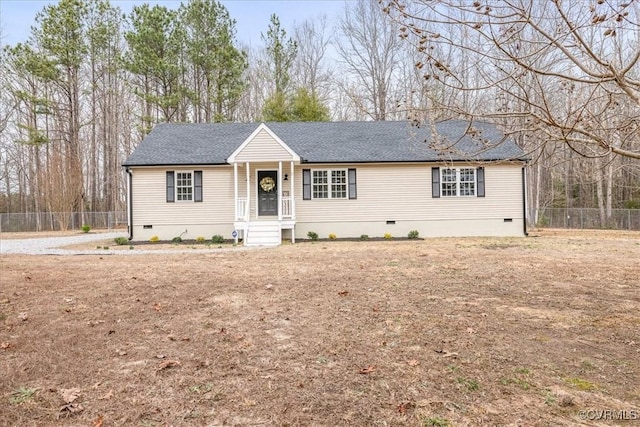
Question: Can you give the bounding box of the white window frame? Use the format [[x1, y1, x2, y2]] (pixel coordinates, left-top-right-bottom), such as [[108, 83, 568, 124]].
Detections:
[[311, 169, 348, 199], [441, 167, 476, 197], [176, 171, 194, 201]]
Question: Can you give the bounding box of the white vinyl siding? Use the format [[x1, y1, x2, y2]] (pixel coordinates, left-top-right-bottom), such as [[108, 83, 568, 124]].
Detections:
[[130, 162, 524, 240], [296, 163, 523, 222], [233, 129, 295, 162], [132, 167, 234, 227]]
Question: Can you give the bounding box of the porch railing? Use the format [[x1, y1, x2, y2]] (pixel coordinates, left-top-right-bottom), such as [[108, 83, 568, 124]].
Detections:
[[236, 198, 248, 221], [282, 196, 293, 218]]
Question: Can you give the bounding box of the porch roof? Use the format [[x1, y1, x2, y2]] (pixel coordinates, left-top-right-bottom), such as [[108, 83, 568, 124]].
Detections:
[[122, 120, 527, 167]]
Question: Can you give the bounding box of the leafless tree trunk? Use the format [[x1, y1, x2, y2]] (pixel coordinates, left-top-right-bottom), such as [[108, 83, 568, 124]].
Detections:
[[336, 0, 403, 120]]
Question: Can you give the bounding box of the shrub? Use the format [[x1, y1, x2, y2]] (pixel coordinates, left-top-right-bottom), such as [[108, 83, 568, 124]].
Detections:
[[129, 245, 134, 250], [328, 233, 337, 240], [384, 233, 393, 240], [149, 235, 160, 243], [307, 231, 318, 241], [196, 236, 206, 243], [360, 234, 369, 240], [407, 229, 419, 239], [211, 235, 225, 244], [114, 237, 128, 246], [172, 236, 183, 243], [81, 224, 90, 233]]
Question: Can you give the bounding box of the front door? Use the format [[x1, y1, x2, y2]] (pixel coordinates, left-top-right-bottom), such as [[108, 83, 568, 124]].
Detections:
[[258, 170, 278, 216]]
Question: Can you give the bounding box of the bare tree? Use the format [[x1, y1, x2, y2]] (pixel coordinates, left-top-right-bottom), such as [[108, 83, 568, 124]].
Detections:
[[336, 0, 403, 120], [292, 15, 334, 102], [386, 0, 640, 160]]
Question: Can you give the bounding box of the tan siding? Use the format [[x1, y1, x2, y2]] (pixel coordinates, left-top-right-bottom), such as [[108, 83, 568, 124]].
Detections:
[[234, 129, 295, 162], [131, 166, 234, 239], [295, 163, 524, 222], [130, 162, 525, 240]]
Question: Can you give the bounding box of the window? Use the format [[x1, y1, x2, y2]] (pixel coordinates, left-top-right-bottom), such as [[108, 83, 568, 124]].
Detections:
[[166, 170, 203, 202], [176, 172, 193, 201], [303, 168, 357, 200], [432, 167, 485, 198], [312, 170, 328, 198], [331, 170, 347, 198]]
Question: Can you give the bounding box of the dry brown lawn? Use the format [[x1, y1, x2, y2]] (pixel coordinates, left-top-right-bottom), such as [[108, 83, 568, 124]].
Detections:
[[0, 229, 638, 426]]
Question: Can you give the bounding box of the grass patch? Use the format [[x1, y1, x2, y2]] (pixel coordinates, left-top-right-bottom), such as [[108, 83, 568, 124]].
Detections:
[[9, 387, 37, 405], [566, 377, 598, 391], [424, 416, 450, 427]]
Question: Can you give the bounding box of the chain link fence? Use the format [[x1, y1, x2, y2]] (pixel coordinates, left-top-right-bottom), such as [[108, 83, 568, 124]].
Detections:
[[530, 208, 640, 230], [0, 211, 127, 233], [2, 208, 638, 232]]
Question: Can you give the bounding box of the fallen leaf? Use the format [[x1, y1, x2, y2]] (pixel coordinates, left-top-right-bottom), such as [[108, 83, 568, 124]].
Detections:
[[153, 303, 162, 312], [59, 388, 80, 404], [18, 312, 28, 321], [435, 349, 458, 358], [406, 359, 420, 366], [59, 403, 84, 415], [1, 342, 11, 349], [156, 360, 181, 372], [359, 365, 376, 374], [0, 298, 10, 304], [92, 415, 104, 427], [338, 291, 349, 296], [98, 390, 113, 400], [397, 401, 415, 414]]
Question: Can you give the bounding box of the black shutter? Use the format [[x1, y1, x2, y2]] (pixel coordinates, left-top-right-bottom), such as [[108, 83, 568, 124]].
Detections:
[[166, 171, 175, 202], [348, 168, 357, 199], [194, 171, 203, 202], [303, 169, 311, 200], [477, 167, 485, 197], [431, 167, 440, 198]]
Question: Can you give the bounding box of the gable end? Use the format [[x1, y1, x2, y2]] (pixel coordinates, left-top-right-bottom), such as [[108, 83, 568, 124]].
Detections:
[[227, 123, 301, 163]]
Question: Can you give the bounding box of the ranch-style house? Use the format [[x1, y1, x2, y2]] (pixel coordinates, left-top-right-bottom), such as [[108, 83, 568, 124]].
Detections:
[[122, 120, 528, 245]]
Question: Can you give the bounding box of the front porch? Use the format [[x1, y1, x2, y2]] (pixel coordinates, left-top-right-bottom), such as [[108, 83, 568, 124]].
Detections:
[[232, 160, 297, 246], [226, 123, 302, 246]]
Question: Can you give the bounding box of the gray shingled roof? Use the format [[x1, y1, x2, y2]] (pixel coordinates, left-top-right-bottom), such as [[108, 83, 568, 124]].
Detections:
[[122, 120, 527, 166]]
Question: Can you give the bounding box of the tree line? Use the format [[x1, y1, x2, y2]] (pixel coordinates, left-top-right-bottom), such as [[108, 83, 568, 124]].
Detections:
[[1, 0, 638, 229]]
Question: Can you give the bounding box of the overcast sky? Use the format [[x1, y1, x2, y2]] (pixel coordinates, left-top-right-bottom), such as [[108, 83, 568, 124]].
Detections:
[[0, 0, 350, 48]]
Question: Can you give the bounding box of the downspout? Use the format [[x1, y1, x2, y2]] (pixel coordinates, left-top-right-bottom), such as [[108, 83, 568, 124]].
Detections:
[[522, 166, 528, 236], [126, 167, 133, 240]]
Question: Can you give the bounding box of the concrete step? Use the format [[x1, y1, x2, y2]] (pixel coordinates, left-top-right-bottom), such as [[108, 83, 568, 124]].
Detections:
[[245, 221, 281, 246]]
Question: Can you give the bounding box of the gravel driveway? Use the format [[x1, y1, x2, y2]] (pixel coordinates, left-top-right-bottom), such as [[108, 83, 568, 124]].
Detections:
[[0, 232, 256, 255], [0, 232, 127, 255]]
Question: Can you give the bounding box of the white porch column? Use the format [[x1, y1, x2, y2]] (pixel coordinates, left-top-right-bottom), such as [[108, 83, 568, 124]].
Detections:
[[278, 161, 283, 221], [290, 160, 295, 220], [233, 162, 238, 219], [245, 161, 250, 220], [290, 160, 295, 243]]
